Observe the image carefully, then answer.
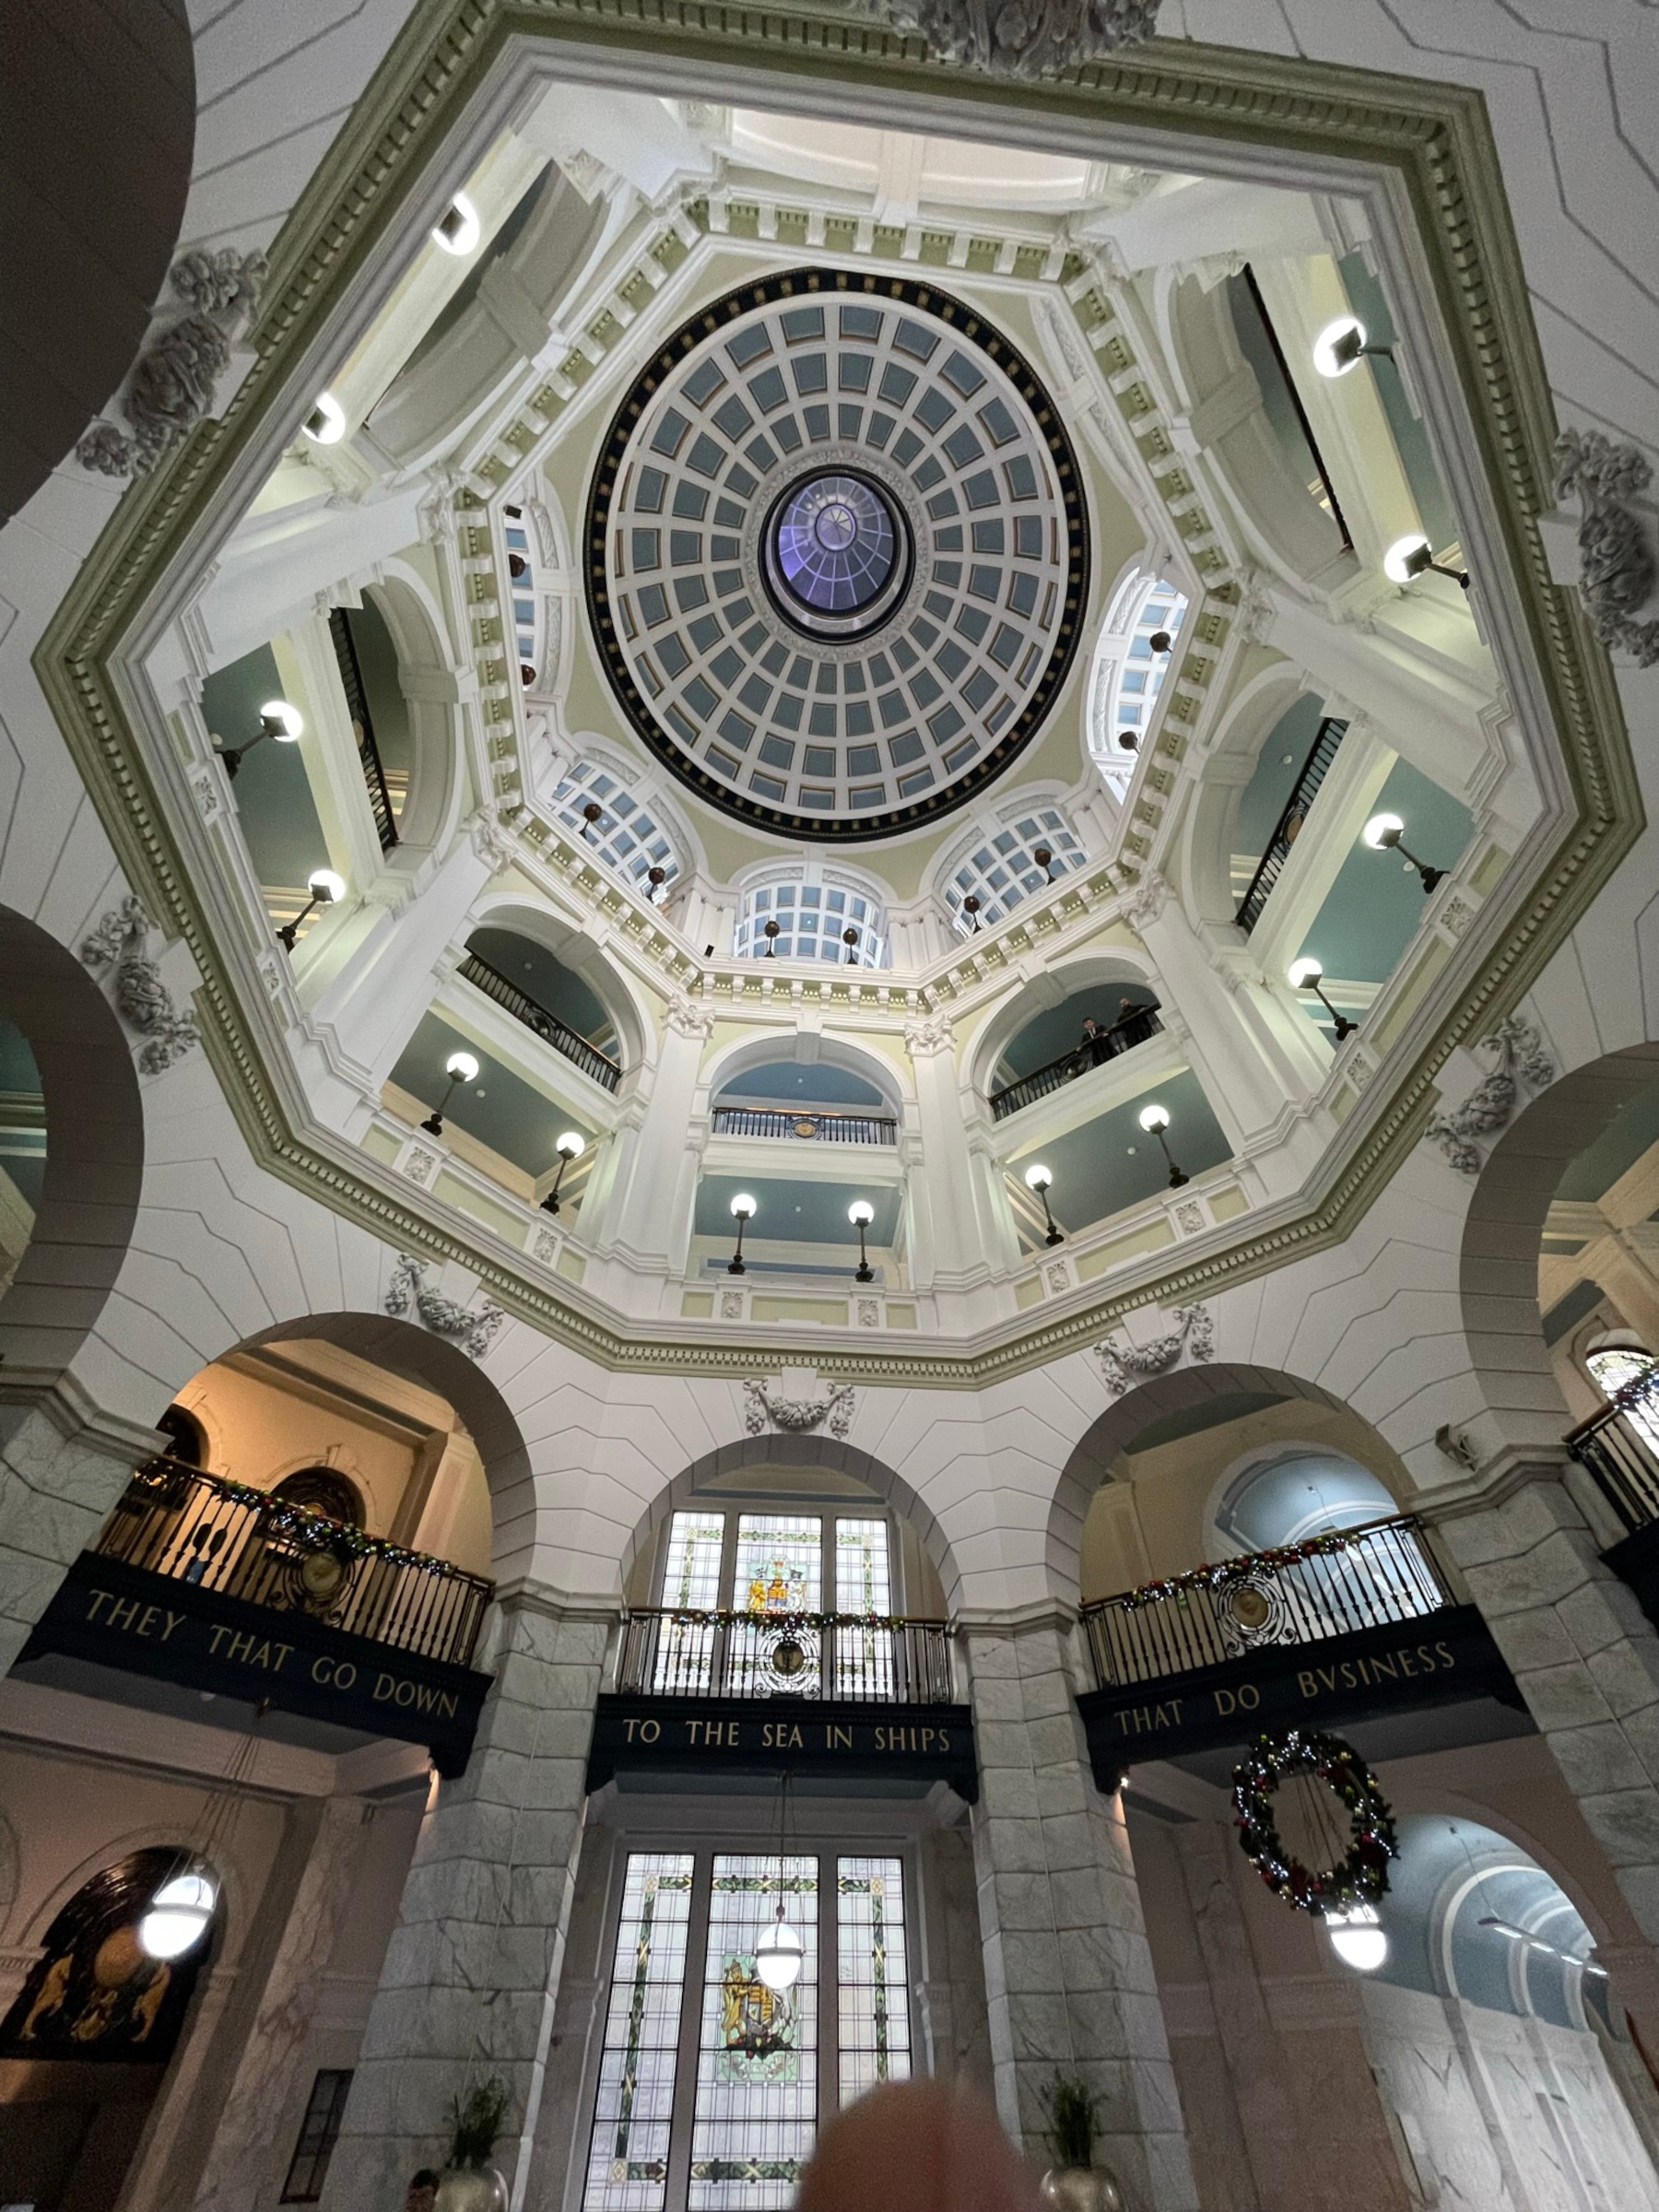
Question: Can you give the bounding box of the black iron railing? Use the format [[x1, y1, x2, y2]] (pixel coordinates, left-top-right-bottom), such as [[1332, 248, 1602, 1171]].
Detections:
[[616, 1607, 954, 1703], [711, 1106, 898, 1146], [96, 1455, 493, 1667], [1234, 714, 1348, 933], [1568, 1374, 1659, 1532], [327, 608, 400, 854], [1237, 265, 1355, 553], [1079, 1516, 1453, 1690], [458, 950, 622, 1092], [989, 1006, 1163, 1123]]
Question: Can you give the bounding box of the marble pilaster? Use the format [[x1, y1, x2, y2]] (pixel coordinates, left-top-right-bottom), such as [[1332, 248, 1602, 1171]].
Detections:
[[965, 1615, 1198, 2211], [320, 1592, 609, 2212], [0, 1395, 155, 1677]]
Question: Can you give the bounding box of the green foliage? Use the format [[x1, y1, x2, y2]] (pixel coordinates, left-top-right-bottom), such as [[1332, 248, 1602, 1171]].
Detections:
[[1041, 2074, 1104, 2171], [447, 2077, 511, 2170]]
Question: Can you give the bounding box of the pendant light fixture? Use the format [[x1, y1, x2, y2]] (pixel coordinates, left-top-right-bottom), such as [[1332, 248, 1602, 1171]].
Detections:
[[754, 1771, 804, 1994], [1324, 1900, 1389, 1973]]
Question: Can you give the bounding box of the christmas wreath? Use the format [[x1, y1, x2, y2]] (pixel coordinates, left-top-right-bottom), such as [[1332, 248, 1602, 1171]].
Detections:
[[1231, 1727, 1398, 1914]]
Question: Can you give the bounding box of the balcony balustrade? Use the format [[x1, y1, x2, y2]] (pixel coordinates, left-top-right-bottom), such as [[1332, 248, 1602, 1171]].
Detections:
[[1234, 713, 1348, 934], [1568, 1373, 1659, 1627], [327, 608, 400, 854], [710, 1105, 898, 1146], [98, 1455, 493, 1666], [988, 1005, 1163, 1122], [458, 949, 622, 1092], [1074, 1516, 1513, 1784], [615, 1606, 954, 1703]]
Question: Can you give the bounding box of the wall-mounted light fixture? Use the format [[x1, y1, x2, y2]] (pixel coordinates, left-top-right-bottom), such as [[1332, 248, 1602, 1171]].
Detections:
[[848, 1198, 876, 1282], [1117, 729, 1139, 754], [216, 698, 303, 780], [302, 392, 347, 444], [431, 191, 480, 256], [1137, 1101, 1189, 1189], [647, 865, 667, 905], [421, 1050, 479, 1135], [1024, 1162, 1064, 1247], [580, 800, 604, 841], [1033, 844, 1055, 883], [1362, 812, 1444, 894], [1383, 533, 1469, 591], [843, 926, 860, 965], [1312, 314, 1394, 379], [961, 895, 982, 931], [541, 1131, 585, 1215], [1288, 958, 1358, 1041], [276, 867, 345, 953], [727, 1193, 758, 1275]]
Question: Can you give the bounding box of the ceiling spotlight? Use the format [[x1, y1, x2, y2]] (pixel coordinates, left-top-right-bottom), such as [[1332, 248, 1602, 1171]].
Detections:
[[215, 699, 303, 779], [421, 1050, 480, 1135], [1383, 533, 1470, 591], [1024, 1162, 1064, 1248], [302, 392, 347, 445], [1137, 1101, 1188, 1189], [728, 1192, 757, 1275], [541, 1130, 586, 1216], [1288, 957, 1358, 1042], [138, 1868, 218, 1961], [1362, 812, 1445, 893], [848, 1197, 877, 1283], [1312, 315, 1393, 379], [276, 867, 345, 954], [1324, 1903, 1389, 1972], [431, 191, 480, 256]]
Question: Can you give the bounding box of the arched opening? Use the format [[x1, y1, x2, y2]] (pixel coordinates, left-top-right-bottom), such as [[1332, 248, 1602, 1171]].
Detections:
[[0, 1844, 219, 2212], [1211, 1444, 1398, 1553], [987, 977, 1163, 1108], [0, 907, 144, 1388], [269, 1466, 367, 1529]]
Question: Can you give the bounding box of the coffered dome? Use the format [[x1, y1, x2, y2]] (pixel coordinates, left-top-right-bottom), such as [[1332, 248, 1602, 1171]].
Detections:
[[584, 269, 1088, 840]]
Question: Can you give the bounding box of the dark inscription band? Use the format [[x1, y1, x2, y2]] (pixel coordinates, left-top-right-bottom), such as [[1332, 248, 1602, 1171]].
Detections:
[[589, 1694, 977, 1802], [1077, 1607, 1522, 1789], [22, 1554, 491, 1775]]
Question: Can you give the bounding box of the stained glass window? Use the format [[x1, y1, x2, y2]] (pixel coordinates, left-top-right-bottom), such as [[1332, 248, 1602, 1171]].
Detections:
[[836, 1858, 912, 2107], [734, 1516, 821, 1615], [581, 1853, 696, 2212], [690, 1856, 820, 2211], [1587, 1347, 1659, 1453], [834, 1521, 894, 1697], [657, 1512, 725, 1691]]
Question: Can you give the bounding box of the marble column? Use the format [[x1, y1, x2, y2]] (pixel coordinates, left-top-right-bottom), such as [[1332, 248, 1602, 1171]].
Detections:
[[964, 1614, 1198, 2211], [320, 1592, 609, 2212], [188, 1794, 380, 2212], [1431, 1459, 1659, 1971], [0, 1394, 157, 1677]]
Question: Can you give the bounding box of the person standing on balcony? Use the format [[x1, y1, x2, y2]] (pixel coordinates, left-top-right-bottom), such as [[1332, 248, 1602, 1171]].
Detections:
[[1080, 1015, 1109, 1067]]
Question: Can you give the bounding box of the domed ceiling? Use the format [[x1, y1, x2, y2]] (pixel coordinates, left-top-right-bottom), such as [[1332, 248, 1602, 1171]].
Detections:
[[584, 269, 1088, 840]]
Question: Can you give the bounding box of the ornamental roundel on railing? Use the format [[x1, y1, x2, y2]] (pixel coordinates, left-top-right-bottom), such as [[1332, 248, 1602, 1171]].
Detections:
[[583, 269, 1088, 841]]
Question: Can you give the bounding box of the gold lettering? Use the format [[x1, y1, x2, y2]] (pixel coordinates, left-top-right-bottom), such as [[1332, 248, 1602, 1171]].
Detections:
[[1397, 1649, 1418, 1678], [1370, 1654, 1397, 1682], [440, 1691, 457, 1719], [938, 1729, 950, 1752], [85, 1588, 115, 1625], [107, 1597, 141, 1633], [1435, 1641, 1455, 1669], [210, 1624, 235, 1658], [625, 1717, 643, 1742], [1214, 1688, 1236, 1717], [162, 1611, 184, 1641], [373, 1673, 397, 1701], [786, 1724, 802, 1749], [1237, 1684, 1260, 1712], [1317, 1666, 1338, 1693], [828, 1724, 853, 1750], [640, 1718, 660, 1744], [225, 1630, 255, 1665], [271, 1642, 291, 1673], [334, 1661, 357, 1689], [135, 1606, 160, 1639], [312, 1655, 335, 1684], [1340, 1662, 1358, 1688], [1299, 1671, 1319, 1699]]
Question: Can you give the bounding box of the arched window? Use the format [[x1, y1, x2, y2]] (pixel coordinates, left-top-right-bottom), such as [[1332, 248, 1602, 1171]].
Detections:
[[1215, 1447, 1396, 1554], [272, 1467, 366, 1528], [1585, 1334, 1659, 1452], [551, 759, 685, 898], [157, 1404, 207, 1468], [939, 798, 1087, 937], [734, 865, 888, 967], [1087, 569, 1190, 794], [503, 506, 543, 685]]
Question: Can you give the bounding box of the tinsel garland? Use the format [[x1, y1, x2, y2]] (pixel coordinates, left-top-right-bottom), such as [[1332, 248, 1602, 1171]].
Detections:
[[1116, 1526, 1378, 1611], [1231, 1727, 1398, 1915], [132, 1459, 470, 1578]]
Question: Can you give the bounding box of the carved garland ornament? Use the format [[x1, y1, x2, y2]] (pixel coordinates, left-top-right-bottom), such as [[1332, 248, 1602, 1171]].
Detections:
[[743, 1378, 855, 1440], [904, 0, 1160, 78], [79, 898, 199, 1073], [1554, 429, 1659, 668], [76, 249, 266, 480], [1423, 1016, 1555, 1174], [383, 1254, 505, 1360], [1095, 1301, 1214, 1395]]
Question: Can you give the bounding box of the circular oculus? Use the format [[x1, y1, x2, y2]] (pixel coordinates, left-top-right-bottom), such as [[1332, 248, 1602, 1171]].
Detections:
[[583, 270, 1088, 841]]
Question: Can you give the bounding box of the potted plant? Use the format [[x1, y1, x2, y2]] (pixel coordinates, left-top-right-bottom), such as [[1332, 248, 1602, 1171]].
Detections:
[[1037, 2073, 1129, 2212], [434, 2077, 512, 2212]]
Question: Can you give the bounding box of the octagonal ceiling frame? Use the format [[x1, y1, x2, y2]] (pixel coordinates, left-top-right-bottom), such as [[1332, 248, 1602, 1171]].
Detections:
[[31, 0, 1638, 1389]]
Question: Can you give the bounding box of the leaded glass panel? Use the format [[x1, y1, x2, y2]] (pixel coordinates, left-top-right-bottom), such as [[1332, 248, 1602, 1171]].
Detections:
[[581, 1853, 696, 2212], [836, 1858, 912, 2107], [657, 1512, 725, 1691], [732, 1515, 822, 1695], [689, 1857, 820, 2211], [833, 1520, 894, 1696]]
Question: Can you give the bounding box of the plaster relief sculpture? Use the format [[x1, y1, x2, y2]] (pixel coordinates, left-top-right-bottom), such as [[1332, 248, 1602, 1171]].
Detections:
[[903, 0, 1160, 78], [1554, 429, 1659, 667], [904, 1014, 954, 1056], [743, 1378, 855, 1441], [1424, 1016, 1555, 1175], [1096, 1302, 1214, 1395], [79, 898, 199, 1073], [668, 992, 717, 1041], [383, 1254, 504, 1360], [76, 249, 266, 479], [1122, 871, 1170, 932]]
